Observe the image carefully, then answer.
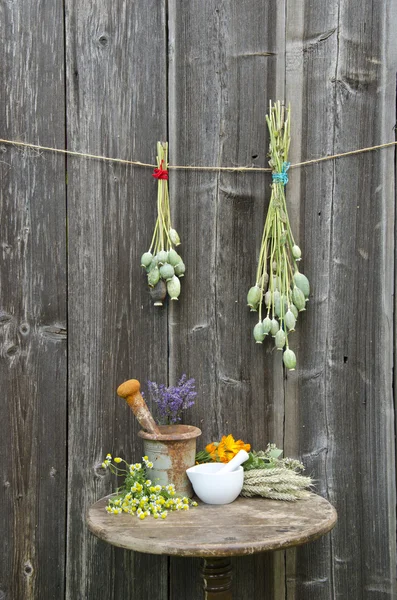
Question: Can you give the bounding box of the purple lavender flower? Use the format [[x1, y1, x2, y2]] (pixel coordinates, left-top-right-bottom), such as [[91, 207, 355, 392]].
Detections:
[[146, 375, 197, 425]]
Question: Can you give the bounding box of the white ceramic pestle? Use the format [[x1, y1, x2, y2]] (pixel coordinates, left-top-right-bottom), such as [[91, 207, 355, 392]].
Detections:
[[218, 449, 249, 474]]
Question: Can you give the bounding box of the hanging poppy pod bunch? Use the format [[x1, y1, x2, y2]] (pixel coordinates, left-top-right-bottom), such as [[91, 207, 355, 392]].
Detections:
[[141, 142, 185, 306], [247, 101, 310, 370]]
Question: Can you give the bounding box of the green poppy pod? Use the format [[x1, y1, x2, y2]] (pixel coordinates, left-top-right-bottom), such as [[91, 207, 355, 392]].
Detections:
[[146, 258, 158, 273], [159, 263, 175, 281], [292, 286, 306, 311], [264, 290, 272, 308], [147, 266, 160, 287], [275, 294, 288, 318], [293, 272, 310, 299], [174, 261, 186, 277], [262, 272, 269, 293], [149, 280, 167, 306], [168, 248, 182, 267], [283, 348, 297, 371], [284, 309, 296, 331], [247, 285, 261, 310], [141, 251, 153, 268], [262, 316, 272, 335], [275, 329, 286, 350], [169, 228, 181, 246], [272, 276, 280, 290], [167, 275, 181, 300], [292, 245, 302, 260], [253, 322, 265, 343], [157, 250, 169, 265], [290, 304, 299, 319], [275, 296, 282, 318], [270, 318, 279, 336]]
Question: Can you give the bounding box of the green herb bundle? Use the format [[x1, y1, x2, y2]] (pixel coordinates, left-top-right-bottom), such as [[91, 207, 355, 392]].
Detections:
[[247, 101, 310, 370], [141, 142, 185, 306]]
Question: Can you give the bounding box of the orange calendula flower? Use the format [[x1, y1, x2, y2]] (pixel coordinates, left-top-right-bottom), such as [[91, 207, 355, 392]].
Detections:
[[217, 434, 251, 463], [235, 438, 251, 453], [198, 435, 250, 464], [205, 442, 219, 461]]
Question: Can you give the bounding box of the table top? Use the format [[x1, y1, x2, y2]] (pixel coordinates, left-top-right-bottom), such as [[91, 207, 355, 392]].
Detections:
[[87, 493, 337, 558]]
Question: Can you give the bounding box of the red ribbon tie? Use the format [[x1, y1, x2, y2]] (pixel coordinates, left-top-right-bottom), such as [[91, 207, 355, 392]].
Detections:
[[152, 160, 169, 180]]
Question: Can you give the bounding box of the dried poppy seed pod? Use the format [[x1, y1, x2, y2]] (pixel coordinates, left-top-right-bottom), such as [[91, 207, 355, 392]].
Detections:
[[167, 275, 181, 300], [292, 245, 302, 260], [150, 280, 167, 306], [253, 322, 265, 343], [247, 285, 261, 310], [290, 304, 298, 319], [141, 251, 153, 268], [264, 290, 272, 308], [168, 248, 182, 267], [159, 263, 175, 281], [148, 266, 160, 287], [174, 261, 186, 277], [284, 309, 296, 331], [275, 329, 286, 350], [270, 318, 279, 336], [283, 348, 297, 371], [292, 286, 306, 311], [262, 316, 272, 335], [293, 272, 310, 299], [157, 250, 169, 265], [169, 228, 181, 246]]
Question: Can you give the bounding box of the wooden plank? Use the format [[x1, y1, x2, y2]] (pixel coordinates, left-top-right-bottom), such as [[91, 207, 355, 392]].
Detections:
[[0, 1, 67, 599], [286, 1, 397, 598], [284, 4, 340, 599], [65, 1, 168, 598], [168, 1, 288, 597]]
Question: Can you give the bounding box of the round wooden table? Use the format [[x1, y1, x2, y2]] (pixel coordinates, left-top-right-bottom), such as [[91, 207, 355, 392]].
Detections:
[[88, 493, 337, 599]]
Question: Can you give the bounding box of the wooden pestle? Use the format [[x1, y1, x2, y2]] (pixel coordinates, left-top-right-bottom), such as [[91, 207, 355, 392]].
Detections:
[[117, 379, 161, 435]]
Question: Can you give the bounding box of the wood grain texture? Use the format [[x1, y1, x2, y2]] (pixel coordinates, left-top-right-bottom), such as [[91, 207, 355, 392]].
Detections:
[[286, 1, 397, 598], [0, 1, 67, 599], [87, 493, 337, 556], [64, 1, 168, 598], [284, 4, 340, 598], [167, 1, 289, 597], [1, 0, 396, 598]]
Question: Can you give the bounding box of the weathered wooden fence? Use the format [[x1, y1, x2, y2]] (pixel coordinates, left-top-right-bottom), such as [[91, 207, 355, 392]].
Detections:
[[1, 1, 396, 598]]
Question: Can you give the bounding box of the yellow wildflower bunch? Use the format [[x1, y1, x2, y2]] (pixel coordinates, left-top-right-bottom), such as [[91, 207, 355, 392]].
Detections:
[[102, 454, 197, 520]]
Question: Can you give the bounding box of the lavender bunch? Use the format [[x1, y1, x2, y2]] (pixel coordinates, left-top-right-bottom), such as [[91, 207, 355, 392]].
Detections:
[[146, 375, 196, 425]]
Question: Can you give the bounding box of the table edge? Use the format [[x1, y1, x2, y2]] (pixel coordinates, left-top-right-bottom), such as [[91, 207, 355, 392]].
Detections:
[[87, 494, 338, 558]]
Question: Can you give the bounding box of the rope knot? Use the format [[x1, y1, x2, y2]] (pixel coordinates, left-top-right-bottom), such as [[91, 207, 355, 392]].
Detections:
[[152, 160, 169, 180], [272, 161, 290, 185]]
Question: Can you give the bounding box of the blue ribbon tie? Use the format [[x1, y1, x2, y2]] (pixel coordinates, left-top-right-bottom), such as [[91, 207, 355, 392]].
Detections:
[[272, 161, 291, 186]]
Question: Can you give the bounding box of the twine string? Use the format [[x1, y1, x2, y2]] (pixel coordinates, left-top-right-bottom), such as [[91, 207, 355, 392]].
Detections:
[[0, 138, 395, 173]]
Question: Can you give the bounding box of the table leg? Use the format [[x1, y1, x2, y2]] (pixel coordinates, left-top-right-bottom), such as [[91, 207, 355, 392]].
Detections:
[[201, 558, 233, 600]]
